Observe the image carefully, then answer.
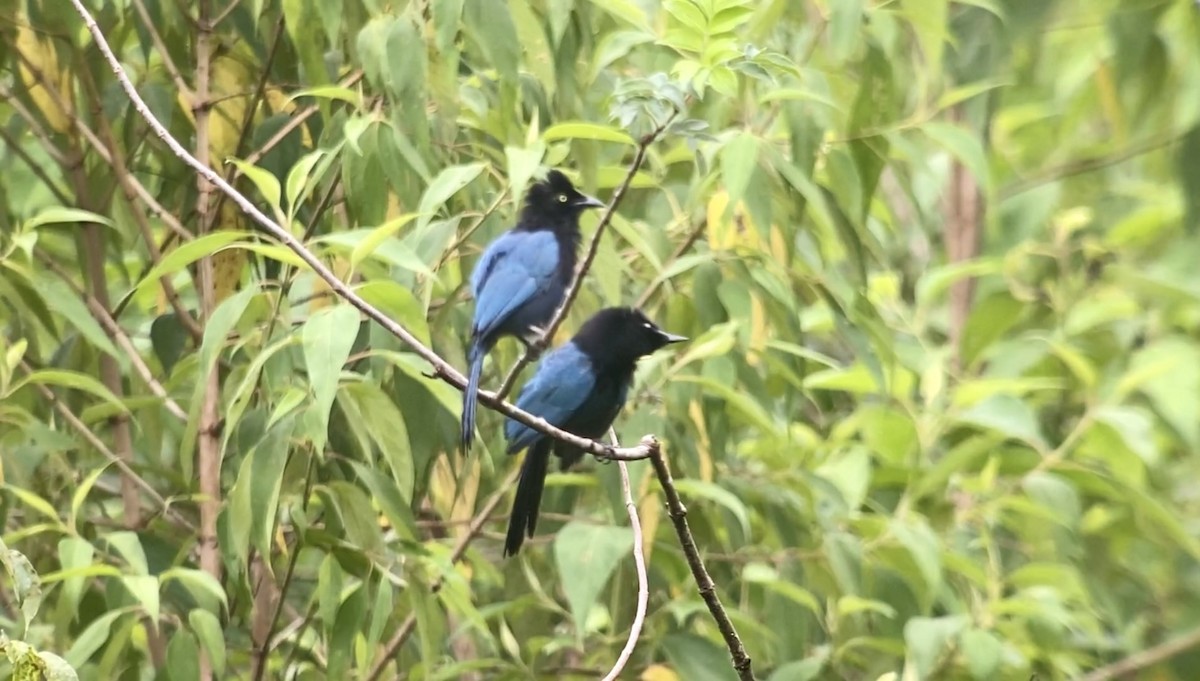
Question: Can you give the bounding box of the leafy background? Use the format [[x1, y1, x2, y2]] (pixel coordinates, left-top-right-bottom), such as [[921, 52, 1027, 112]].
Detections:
[[3, 0, 1200, 679]]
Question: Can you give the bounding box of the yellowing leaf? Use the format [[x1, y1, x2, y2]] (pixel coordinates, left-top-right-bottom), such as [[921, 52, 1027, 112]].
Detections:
[[641, 664, 680, 681], [16, 23, 73, 134]]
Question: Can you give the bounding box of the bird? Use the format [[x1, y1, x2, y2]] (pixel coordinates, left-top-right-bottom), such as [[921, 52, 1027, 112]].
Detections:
[[461, 170, 605, 452], [501, 307, 687, 556]]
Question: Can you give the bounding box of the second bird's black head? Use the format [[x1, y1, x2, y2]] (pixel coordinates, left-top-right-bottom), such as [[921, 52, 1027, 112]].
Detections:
[[572, 307, 687, 370], [518, 170, 605, 230]]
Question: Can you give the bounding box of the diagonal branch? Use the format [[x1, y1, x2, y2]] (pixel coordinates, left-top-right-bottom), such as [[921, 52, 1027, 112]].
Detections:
[[649, 443, 754, 680], [69, 0, 660, 463], [21, 362, 195, 532], [494, 116, 677, 400], [364, 468, 521, 681], [38, 255, 189, 421]]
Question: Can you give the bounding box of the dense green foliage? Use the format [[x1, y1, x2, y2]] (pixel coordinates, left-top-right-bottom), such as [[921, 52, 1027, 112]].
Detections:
[[3, 0, 1200, 679]]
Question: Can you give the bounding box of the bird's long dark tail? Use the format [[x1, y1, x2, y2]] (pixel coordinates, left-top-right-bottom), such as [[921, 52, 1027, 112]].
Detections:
[[461, 342, 485, 452], [504, 439, 551, 557]]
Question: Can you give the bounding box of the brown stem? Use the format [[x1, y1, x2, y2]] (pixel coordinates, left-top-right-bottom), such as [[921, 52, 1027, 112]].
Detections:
[[1077, 627, 1200, 681], [192, 4, 220, 680], [494, 114, 678, 400], [648, 442, 755, 680]]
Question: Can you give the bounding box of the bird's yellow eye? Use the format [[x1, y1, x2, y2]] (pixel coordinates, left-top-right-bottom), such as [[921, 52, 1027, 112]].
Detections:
[[558, 194, 569, 203]]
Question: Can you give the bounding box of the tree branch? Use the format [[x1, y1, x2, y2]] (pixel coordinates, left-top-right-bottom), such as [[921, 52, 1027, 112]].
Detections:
[[601, 428, 649, 681], [494, 115, 677, 400], [649, 443, 755, 680], [1078, 626, 1200, 681]]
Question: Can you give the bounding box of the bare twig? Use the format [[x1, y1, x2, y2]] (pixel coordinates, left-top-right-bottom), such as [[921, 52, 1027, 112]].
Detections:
[[20, 362, 195, 531], [130, 0, 193, 100], [364, 468, 521, 681], [648, 442, 755, 680], [634, 217, 707, 309], [494, 115, 678, 400], [1078, 626, 1200, 681], [434, 187, 510, 272], [601, 428, 649, 681], [38, 256, 189, 421], [0, 125, 71, 204], [239, 69, 366, 172]]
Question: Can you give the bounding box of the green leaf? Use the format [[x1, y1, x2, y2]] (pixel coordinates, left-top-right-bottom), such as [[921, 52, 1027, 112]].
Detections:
[[386, 14, 427, 102], [64, 608, 131, 668], [957, 394, 1046, 451], [326, 481, 384, 554], [166, 629, 199, 681], [34, 275, 119, 358], [960, 628, 1003, 679], [189, 610, 226, 677], [23, 206, 115, 230], [417, 163, 487, 230], [227, 158, 283, 212], [542, 122, 636, 145], [160, 568, 229, 612], [553, 522, 633, 639], [134, 231, 251, 297], [56, 537, 94, 616], [104, 531, 149, 575], [0, 541, 42, 632], [903, 615, 969, 678], [302, 304, 361, 452], [720, 132, 760, 209], [338, 382, 414, 503], [286, 85, 363, 107], [9, 370, 128, 414], [345, 214, 421, 268], [285, 150, 328, 214], [463, 0, 519, 81], [317, 229, 433, 277], [122, 575, 160, 625], [671, 479, 750, 538]]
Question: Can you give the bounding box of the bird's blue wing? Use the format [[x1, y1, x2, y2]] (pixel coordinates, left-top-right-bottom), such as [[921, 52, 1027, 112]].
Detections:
[[470, 230, 559, 339], [505, 343, 595, 452]]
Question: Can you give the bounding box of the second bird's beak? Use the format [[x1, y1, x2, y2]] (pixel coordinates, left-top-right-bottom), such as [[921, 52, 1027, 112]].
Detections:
[[574, 194, 605, 209], [659, 331, 688, 344]]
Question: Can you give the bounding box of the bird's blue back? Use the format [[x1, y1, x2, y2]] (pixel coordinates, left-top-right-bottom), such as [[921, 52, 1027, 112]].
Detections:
[[505, 342, 631, 454], [470, 229, 567, 345]]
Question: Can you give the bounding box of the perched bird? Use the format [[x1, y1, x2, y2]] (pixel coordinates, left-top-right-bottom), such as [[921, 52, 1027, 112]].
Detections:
[[462, 170, 605, 452], [502, 307, 687, 556]]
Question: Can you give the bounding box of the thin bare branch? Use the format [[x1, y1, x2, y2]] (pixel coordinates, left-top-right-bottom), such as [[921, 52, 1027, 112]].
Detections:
[[648, 441, 754, 680], [495, 115, 678, 400], [1078, 626, 1200, 681], [601, 428, 649, 681], [364, 468, 522, 681], [38, 255, 189, 421], [130, 0, 193, 100], [20, 362, 195, 531], [634, 217, 707, 309]]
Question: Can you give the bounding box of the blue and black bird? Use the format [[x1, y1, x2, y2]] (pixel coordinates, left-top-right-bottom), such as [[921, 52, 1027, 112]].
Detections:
[[462, 170, 605, 452], [502, 307, 687, 556]]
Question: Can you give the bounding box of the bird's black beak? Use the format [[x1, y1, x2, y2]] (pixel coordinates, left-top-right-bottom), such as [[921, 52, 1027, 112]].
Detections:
[[574, 194, 605, 210], [659, 331, 688, 344]]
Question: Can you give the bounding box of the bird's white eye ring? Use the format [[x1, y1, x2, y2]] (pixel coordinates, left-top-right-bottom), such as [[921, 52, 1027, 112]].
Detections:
[[558, 194, 569, 203], [643, 322, 653, 329]]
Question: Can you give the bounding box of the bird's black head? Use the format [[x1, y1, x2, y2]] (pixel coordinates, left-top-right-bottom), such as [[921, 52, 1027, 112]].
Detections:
[[572, 307, 687, 370], [518, 170, 605, 230]]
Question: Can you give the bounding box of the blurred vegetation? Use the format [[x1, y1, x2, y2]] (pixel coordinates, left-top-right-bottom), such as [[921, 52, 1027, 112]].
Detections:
[[3, 0, 1200, 679]]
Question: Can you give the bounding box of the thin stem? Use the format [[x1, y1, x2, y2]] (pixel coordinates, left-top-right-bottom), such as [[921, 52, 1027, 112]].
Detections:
[[634, 217, 707, 309], [21, 362, 195, 531], [130, 0, 193, 100], [601, 428, 649, 681], [364, 468, 522, 681], [648, 443, 755, 680], [494, 114, 678, 401]]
